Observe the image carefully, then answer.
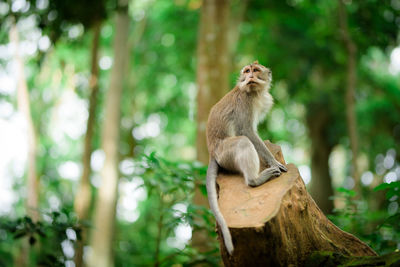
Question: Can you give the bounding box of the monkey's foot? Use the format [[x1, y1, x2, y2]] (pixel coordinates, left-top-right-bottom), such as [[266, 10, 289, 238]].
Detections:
[[273, 160, 287, 172], [248, 167, 281, 187]]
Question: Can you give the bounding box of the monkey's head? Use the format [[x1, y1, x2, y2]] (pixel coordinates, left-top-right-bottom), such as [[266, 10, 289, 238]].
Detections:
[[238, 61, 272, 93]]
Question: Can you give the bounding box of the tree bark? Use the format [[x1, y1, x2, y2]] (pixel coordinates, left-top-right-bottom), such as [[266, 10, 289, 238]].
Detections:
[[305, 251, 400, 266], [228, 0, 249, 60], [307, 107, 334, 214], [87, 2, 130, 266], [74, 20, 101, 267], [194, 0, 231, 253], [9, 19, 39, 222], [337, 0, 360, 193], [216, 141, 376, 266]]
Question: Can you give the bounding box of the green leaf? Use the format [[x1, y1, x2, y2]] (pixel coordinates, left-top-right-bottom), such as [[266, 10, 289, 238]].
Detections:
[[382, 213, 400, 229], [37, 228, 46, 238], [199, 184, 207, 196], [14, 230, 27, 239], [336, 187, 356, 197], [374, 182, 400, 191], [386, 189, 399, 200]]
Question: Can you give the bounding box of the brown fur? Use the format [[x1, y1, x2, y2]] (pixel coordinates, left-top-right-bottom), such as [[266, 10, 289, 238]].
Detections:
[[205, 62, 287, 255]]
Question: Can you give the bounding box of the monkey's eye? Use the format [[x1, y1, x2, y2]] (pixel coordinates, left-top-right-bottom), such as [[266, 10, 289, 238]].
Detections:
[[253, 68, 259, 72], [245, 69, 250, 73]]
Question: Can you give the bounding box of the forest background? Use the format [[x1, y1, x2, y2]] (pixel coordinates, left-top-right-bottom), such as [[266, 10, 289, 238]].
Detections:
[[0, 0, 400, 266]]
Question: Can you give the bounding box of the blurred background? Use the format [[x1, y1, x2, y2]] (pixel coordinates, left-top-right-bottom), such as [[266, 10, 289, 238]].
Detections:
[[0, 0, 399, 266]]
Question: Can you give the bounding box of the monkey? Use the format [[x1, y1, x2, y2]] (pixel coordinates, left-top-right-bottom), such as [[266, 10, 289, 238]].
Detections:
[[205, 61, 287, 255]]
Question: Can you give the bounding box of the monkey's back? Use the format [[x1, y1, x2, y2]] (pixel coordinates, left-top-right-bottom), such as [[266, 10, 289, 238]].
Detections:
[[206, 87, 246, 158]]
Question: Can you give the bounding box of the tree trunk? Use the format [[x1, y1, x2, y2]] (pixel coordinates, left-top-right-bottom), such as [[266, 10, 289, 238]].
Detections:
[[87, 2, 130, 267], [74, 20, 101, 267], [337, 0, 360, 193], [194, 0, 231, 253], [228, 0, 249, 61], [124, 12, 148, 159], [9, 19, 39, 222], [306, 251, 400, 266], [196, 0, 230, 163], [216, 141, 376, 266], [307, 107, 334, 214], [9, 17, 39, 267]]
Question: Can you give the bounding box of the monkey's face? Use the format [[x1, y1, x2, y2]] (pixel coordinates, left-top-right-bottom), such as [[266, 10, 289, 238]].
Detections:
[[238, 62, 272, 93]]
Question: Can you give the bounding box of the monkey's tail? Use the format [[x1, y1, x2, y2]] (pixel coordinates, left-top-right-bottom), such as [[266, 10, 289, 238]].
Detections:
[[206, 158, 234, 255]]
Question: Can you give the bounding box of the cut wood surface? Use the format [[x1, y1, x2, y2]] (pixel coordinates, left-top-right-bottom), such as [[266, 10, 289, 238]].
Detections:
[[216, 141, 376, 266]]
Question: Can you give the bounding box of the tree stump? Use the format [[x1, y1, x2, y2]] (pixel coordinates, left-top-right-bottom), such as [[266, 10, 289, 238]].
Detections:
[[216, 141, 377, 266]]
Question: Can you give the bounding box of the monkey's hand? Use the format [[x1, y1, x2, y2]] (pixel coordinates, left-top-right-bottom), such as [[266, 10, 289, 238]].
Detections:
[[271, 160, 287, 172]]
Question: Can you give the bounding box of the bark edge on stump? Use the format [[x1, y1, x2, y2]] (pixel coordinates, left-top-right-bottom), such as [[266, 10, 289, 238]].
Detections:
[[216, 141, 376, 266]]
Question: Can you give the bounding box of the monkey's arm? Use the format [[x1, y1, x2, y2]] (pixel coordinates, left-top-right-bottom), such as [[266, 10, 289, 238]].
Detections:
[[246, 131, 287, 172]]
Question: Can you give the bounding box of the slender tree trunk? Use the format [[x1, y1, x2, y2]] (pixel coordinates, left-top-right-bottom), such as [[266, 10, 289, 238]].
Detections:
[[9, 17, 39, 267], [337, 0, 360, 193], [124, 13, 148, 159], [87, 2, 130, 266], [307, 108, 334, 214], [153, 196, 164, 267], [228, 0, 249, 61], [194, 0, 231, 253], [74, 20, 101, 267], [9, 19, 39, 222]]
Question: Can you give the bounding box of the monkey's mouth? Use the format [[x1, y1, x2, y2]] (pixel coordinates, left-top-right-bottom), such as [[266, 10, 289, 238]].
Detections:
[[247, 81, 258, 85]]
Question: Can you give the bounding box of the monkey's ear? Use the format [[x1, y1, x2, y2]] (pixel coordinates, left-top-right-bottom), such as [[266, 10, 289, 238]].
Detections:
[[253, 60, 259, 65]]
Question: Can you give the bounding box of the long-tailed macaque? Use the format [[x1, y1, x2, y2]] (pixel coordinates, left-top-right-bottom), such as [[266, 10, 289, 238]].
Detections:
[[206, 61, 287, 255]]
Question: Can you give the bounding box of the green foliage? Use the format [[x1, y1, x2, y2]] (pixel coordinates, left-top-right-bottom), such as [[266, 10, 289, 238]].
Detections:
[[375, 182, 400, 200], [114, 152, 220, 266], [0, 211, 83, 266], [374, 182, 400, 239], [329, 183, 400, 254]]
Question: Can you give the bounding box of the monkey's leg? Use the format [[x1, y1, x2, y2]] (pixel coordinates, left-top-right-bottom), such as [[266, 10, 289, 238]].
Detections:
[[215, 136, 281, 187], [245, 132, 288, 172]]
